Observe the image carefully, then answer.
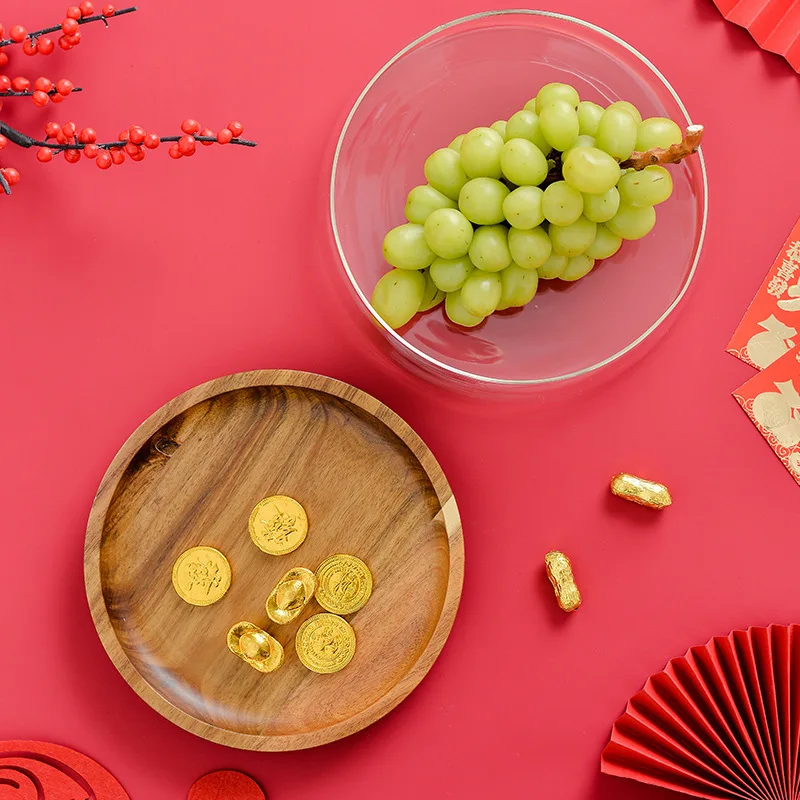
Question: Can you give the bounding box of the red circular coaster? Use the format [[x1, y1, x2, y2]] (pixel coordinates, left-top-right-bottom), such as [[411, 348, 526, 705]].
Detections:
[[188, 770, 265, 800]]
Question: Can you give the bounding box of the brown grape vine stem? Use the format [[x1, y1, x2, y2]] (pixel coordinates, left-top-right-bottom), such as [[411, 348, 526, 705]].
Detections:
[[620, 124, 704, 170]]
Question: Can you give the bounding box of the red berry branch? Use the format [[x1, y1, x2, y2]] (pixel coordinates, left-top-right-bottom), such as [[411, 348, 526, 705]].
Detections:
[[0, 4, 256, 194]]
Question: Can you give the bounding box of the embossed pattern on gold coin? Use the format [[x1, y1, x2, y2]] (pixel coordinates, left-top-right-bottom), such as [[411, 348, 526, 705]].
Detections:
[[295, 613, 356, 674], [171, 546, 232, 606], [248, 495, 308, 555], [314, 554, 373, 615]]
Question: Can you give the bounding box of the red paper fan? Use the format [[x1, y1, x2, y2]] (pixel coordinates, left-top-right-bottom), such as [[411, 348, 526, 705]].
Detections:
[[712, 0, 800, 73], [601, 625, 800, 800]]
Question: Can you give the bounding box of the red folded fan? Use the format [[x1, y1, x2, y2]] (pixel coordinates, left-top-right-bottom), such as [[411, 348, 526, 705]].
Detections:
[[602, 624, 800, 800]]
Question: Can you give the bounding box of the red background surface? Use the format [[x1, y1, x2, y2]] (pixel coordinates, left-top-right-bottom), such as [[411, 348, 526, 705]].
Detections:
[[1, 1, 799, 799]]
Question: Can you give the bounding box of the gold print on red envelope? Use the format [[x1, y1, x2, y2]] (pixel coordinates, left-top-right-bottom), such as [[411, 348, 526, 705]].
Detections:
[[734, 346, 800, 486], [728, 218, 800, 369]]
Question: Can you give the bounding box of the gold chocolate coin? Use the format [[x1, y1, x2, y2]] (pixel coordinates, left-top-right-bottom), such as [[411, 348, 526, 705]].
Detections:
[[171, 546, 231, 606], [295, 613, 356, 674], [315, 554, 373, 615], [249, 495, 308, 555], [227, 622, 284, 673], [267, 567, 316, 624]]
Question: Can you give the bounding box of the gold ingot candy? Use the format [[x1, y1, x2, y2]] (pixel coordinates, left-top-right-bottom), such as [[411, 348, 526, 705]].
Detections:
[[266, 567, 316, 624], [315, 554, 373, 615], [227, 622, 284, 673], [610, 473, 672, 510], [171, 546, 232, 606], [249, 495, 309, 555], [295, 613, 356, 674], [545, 550, 582, 613]]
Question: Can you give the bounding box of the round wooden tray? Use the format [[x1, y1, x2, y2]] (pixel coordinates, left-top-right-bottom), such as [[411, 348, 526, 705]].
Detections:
[[84, 370, 463, 751]]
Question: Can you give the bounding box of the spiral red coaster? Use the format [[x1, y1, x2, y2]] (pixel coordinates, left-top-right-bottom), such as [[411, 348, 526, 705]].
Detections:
[[188, 770, 266, 800], [0, 740, 129, 799]]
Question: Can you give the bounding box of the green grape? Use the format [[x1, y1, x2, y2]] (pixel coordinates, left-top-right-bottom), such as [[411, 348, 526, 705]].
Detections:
[[490, 120, 508, 141], [539, 100, 579, 152], [606, 203, 656, 240], [430, 256, 474, 292], [636, 117, 682, 151], [500, 138, 549, 186], [503, 186, 545, 230], [383, 223, 435, 269], [617, 165, 673, 206], [560, 254, 595, 281], [498, 263, 539, 309], [460, 270, 502, 316], [607, 100, 642, 124], [423, 208, 474, 259], [549, 216, 597, 257], [533, 82, 580, 113], [506, 110, 550, 154], [582, 186, 620, 223], [508, 226, 552, 270], [459, 127, 505, 179], [419, 269, 445, 311], [538, 252, 568, 279], [449, 134, 465, 152], [458, 177, 509, 225], [577, 100, 604, 136], [595, 107, 638, 160], [562, 147, 620, 194], [371, 268, 426, 329], [424, 148, 469, 199], [585, 224, 622, 259], [542, 181, 583, 226], [468, 224, 512, 272], [404, 184, 457, 224], [445, 289, 485, 327], [561, 134, 596, 162]]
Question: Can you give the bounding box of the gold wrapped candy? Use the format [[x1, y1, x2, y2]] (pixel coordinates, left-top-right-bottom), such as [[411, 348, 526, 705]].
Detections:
[[266, 567, 316, 624], [545, 551, 581, 612], [227, 622, 284, 673], [610, 473, 672, 510]]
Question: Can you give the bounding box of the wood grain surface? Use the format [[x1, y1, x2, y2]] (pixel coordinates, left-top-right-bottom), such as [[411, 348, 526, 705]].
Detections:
[[84, 370, 463, 751]]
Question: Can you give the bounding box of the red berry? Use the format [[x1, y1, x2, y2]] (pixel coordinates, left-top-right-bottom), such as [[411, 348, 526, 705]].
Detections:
[[11, 76, 31, 92], [0, 25, 5, 39], [0, 53, 8, 67], [124, 140, 140, 157], [2, 167, 20, 186], [78, 127, 96, 143], [0, 76, 11, 92], [62, 18, 79, 35], [168, 143, 182, 159], [0, 135, 7, 150], [198, 127, 215, 146], [32, 90, 49, 107], [10, 25, 27, 43], [79, 1, 95, 16], [66, 6, 82, 19], [83, 143, 99, 158], [129, 146, 145, 162], [216, 128, 233, 144], [180, 118, 200, 135], [128, 125, 146, 144], [143, 133, 160, 149], [56, 79, 73, 96], [65, 32, 81, 46], [62, 122, 77, 138], [227, 121, 244, 137], [55, 130, 68, 144], [50, 92, 65, 103], [102, 4, 116, 16], [96, 150, 112, 169], [64, 148, 81, 163], [38, 37, 55, 55], [37, 147, 53, 163], [178, 135, 196, 156], [118, 129, 129, 141], [58, 36, 72, 51], [45, 121, 61, 138], [34, 77, 53, 92], [22, 39, 38, 56], [110, 148, 125, 165]]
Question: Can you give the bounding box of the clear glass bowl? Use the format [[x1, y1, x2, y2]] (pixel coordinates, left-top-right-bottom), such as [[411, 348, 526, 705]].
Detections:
[[330, 10, 707, 389]]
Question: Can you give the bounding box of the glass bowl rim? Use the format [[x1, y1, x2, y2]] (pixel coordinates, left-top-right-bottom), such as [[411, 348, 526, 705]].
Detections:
[[329, 8, 709, 386]]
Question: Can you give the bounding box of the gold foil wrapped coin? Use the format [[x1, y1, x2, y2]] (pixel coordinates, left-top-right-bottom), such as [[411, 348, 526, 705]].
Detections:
[[295, 613, 356, 674], [266, 567, 316, 624], [249, 495, 308, 555], [171, 546, 231, 606], [545, 550, 582, 613], [610, 473, 672, 510], [315, 554, 373, 615], [227, 622, 284, 673]]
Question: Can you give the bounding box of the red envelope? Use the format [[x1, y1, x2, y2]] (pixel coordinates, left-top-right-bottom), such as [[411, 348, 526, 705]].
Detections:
[[733, 345, 800, 487], [727, 218, 800, 369]]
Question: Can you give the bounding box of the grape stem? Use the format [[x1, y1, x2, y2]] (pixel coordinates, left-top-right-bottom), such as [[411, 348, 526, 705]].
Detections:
[[620, 124, 704, 170], [0, 7, 138, 48]]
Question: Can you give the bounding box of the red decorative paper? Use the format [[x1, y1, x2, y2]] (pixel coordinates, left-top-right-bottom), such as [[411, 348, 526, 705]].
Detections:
[[188, 770, 266, 800], [0, 740, 129, 799], [728, 217, 800, 369], [711, 0, 800, 73], [601, 624, 800, 800]]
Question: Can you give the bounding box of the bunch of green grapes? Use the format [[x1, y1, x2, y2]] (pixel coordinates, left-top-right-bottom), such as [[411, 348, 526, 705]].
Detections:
[[371, 81, 684, 329]]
